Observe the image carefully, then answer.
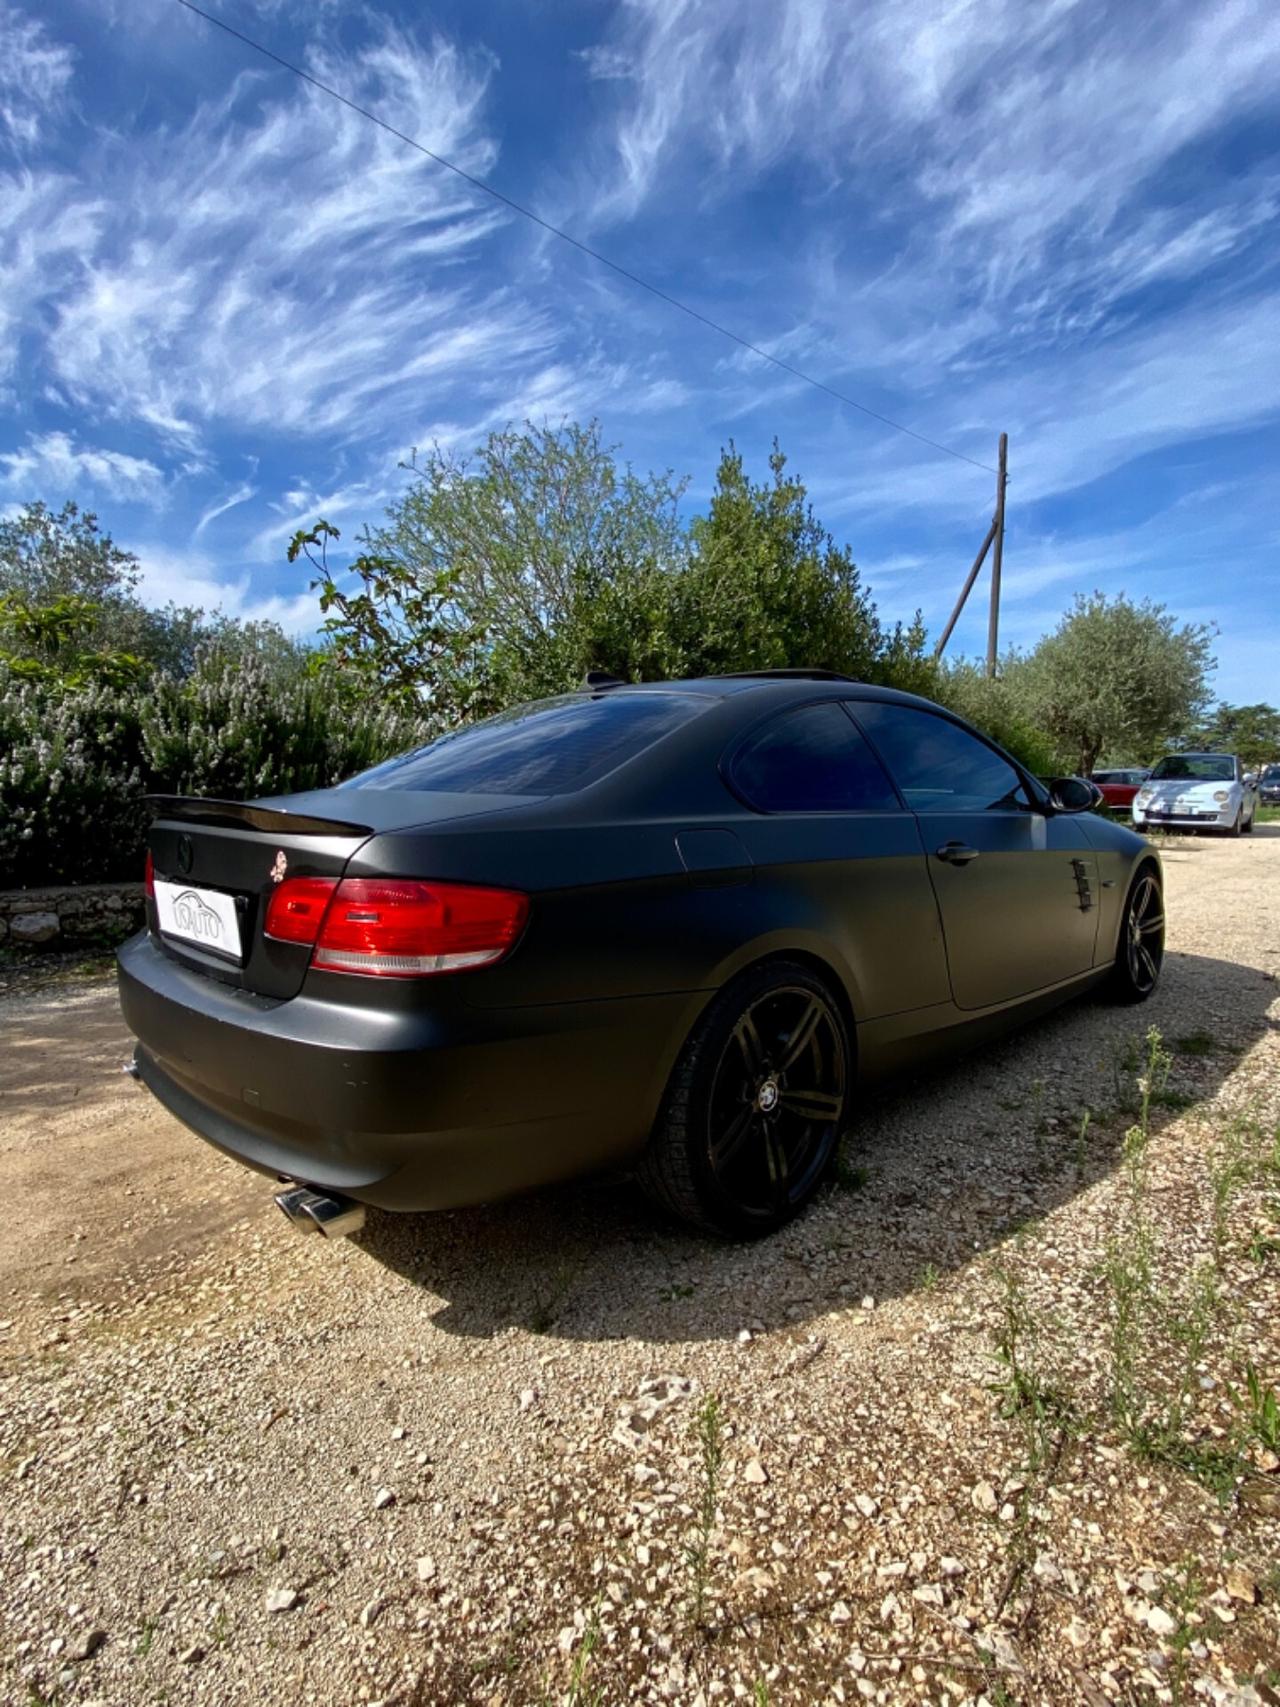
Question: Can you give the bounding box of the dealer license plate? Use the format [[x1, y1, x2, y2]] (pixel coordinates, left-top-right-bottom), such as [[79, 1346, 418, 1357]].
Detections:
[[154, 879, 244, 962]]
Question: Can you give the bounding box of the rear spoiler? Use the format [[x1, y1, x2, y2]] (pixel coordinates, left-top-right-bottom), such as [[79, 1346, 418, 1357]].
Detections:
[[145, 795, 375, 838]]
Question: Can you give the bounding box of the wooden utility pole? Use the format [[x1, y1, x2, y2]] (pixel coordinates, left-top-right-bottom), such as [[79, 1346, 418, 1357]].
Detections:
[[985, 431, 1008, 677], [932, 432, 1010, 664], [933, 516, 996, 659]]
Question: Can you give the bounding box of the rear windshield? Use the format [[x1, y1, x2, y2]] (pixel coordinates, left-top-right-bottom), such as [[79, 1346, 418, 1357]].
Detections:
[[1148, 755, 1235, 782], [348, 691, 702, 796]]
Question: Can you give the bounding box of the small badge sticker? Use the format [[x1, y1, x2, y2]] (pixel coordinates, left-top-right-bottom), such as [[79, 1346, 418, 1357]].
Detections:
[[270, 850, 288, 884]]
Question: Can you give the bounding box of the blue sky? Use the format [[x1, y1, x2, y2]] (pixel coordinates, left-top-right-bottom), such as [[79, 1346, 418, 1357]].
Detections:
[[3, 0, 1278, 700]]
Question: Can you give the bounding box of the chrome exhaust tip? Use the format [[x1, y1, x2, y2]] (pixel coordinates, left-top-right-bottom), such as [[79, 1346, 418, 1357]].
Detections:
[[274, 1185, 366, 1239]]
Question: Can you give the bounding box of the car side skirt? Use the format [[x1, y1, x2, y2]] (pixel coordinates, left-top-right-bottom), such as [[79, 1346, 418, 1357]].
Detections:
[[855, 965, 1111, 1084]]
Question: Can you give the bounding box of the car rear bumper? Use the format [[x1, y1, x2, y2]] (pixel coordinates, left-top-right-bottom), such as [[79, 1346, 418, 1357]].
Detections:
[[117, 929, 700, 1210]]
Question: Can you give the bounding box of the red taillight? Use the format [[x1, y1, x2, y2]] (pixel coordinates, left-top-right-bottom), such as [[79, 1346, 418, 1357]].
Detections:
[[264, 877, 339, 945], [145, 850, 155, 900], [311, 878, 528, 978]]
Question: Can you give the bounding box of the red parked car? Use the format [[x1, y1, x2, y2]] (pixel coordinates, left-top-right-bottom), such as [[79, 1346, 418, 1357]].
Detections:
[[1091, 768, 1150, 810]]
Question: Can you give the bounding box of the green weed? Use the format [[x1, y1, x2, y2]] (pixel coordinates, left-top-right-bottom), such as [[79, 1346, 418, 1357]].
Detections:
[[989, 1265, 1074, 1473], [1210, 1125, 1252, 1265], [1073, 1108, 1092, 1176], [833, 1152, 870, 1193], [1227, 1363, 1280, 1456], [685, 1394, 725, 1631], [563, 1606, 603, 1707]]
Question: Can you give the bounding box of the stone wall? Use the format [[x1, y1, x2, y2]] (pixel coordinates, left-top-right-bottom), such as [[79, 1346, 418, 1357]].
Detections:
[[0, 883, 146, 950]]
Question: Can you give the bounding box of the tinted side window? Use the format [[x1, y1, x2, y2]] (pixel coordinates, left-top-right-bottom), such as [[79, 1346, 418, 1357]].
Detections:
[[730, 703, 900, 812], [347, 692, 702, 796], [853, 702, 1028, 812]]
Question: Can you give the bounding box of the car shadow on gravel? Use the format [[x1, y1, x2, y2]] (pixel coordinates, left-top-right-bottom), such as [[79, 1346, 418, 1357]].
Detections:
[[353, 950, 1278, 1345]]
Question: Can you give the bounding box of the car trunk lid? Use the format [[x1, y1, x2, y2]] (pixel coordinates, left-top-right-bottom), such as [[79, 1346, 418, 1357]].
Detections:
[[145, 788, 535, 999]]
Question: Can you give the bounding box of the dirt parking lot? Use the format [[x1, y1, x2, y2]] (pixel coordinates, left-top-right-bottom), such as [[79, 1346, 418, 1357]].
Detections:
[[2, 831, 1278, 1707]]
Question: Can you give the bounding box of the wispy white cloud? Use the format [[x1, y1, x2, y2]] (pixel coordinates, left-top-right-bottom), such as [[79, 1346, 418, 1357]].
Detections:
[[0, 430, 165, 502], [0, 1, 74, 151], [130, 542, 319, 634], [570, 0, 1280, 460], [194, 481, 257, 536], [0, 173, 102, 388], [24, 21, 555, 460]]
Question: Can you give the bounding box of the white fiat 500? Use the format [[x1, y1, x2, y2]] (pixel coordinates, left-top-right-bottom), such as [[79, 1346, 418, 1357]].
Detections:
[[1132, 752, 1257, 836]]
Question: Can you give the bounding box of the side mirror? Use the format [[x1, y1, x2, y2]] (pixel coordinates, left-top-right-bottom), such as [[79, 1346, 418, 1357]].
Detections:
[[1048, 775, 1101, 814]]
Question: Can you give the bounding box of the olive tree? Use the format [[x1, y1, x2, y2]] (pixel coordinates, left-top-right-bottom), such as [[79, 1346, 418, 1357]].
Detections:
[[1016, 593, 1215, 776]]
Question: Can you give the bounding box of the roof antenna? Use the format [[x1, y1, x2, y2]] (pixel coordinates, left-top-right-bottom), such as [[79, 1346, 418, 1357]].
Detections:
[[582, 670, 626, 689]]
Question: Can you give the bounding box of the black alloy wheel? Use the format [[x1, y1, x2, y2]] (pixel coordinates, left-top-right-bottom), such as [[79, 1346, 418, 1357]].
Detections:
[[639, 961, 850, 1237], [1111, 868, 1164, 1003]]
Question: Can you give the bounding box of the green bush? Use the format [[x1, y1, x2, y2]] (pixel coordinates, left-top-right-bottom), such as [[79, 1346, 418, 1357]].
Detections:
[[0, 669, 149, 885], [0, 655, 430, 889], [140, 651, 430, 801]]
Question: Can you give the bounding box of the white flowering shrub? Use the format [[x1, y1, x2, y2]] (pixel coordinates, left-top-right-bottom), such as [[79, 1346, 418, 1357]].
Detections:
[[140, 651, 431, 801], [0, 656, 432, 889], [0, 668, 149, 884]]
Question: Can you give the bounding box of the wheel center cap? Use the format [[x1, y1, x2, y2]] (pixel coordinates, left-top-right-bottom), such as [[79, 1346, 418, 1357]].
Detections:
[[757, 1079, 779, 1113]]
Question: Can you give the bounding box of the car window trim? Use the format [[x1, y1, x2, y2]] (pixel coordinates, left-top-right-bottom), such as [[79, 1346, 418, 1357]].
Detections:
[[719, 696, 909, 816]]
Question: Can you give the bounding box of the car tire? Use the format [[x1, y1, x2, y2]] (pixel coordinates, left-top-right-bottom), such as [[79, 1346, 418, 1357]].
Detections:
[[1242, 808, 1254, 834], [637, 960, 850, 1238], [1107, 867, 1164, 1004]]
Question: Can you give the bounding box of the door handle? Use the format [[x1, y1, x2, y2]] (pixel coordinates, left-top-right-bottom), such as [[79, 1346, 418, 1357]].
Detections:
[[935, 841, 980, 865]]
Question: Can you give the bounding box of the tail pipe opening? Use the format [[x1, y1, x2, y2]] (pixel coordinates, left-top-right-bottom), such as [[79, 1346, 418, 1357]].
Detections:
[[274, 1185, 367, 1239]]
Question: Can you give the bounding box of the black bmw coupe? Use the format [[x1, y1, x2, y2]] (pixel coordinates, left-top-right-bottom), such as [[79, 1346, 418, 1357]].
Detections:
[[118, 671, 1164, 1238]]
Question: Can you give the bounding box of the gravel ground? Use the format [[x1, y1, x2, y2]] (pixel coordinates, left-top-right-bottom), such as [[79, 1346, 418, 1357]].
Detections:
[[2, 830, 1278, 1707]]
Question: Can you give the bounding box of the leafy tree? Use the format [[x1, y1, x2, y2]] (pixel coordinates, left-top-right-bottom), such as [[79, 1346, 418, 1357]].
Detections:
[[334, 420, 690, 709], [308, 424, 930, 709], [1182, 701, 1280, 770], [0, 497, 311, 684], [0, 499, 160, 666], [288, 519, 481, 721], [0, 592, 148, 689], [676, 442, 919, 685], [1016, 592, 1215, 776], [0, 500, 142, 603]]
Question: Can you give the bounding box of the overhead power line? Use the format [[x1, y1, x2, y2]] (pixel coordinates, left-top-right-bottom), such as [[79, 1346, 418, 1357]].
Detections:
[[174, 0, 998, 476]]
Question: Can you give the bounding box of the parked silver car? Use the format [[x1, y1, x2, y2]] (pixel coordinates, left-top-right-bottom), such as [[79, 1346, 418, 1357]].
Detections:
[[1132, 753, 1257, 835]]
